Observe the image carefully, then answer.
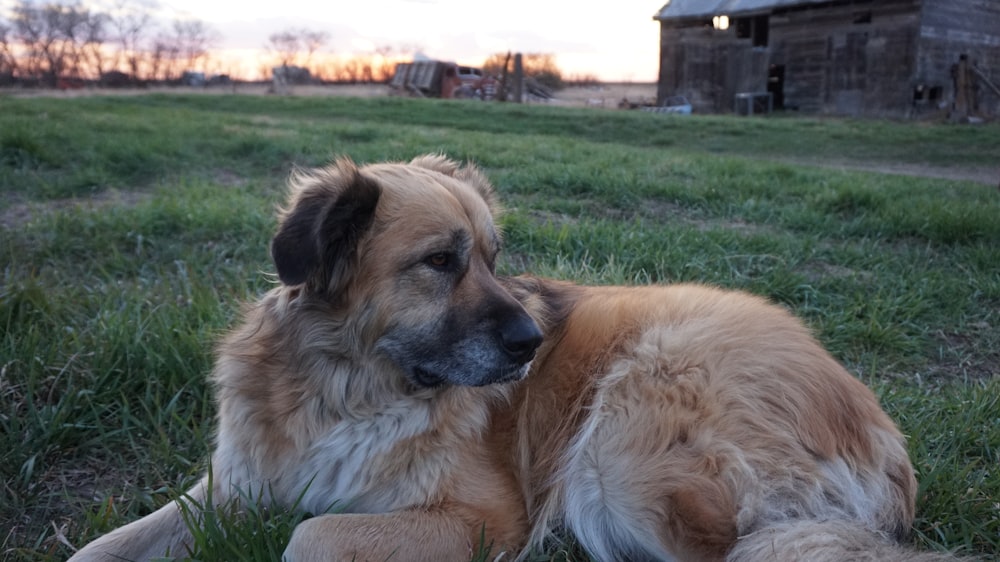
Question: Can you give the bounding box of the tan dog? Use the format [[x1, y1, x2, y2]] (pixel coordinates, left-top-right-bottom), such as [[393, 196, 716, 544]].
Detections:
[[71, 155, 943, 561]]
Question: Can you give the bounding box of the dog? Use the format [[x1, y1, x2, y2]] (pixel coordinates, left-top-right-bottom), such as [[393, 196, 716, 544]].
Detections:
[[70, 155, 946, 561]]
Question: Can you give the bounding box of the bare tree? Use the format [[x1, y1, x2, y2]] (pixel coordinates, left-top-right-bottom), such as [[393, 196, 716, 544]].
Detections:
[[0, 20, 17, 79], [374, 44, 395, 83], [7, 1, 110, 85], [50, 4, 90, 79], [355, 53, 374, 83], [109, 0, 155, 80], [173, 19, 216, 71], [150, 30, 179, 81], [80, 10, 109, 79], [267, 26, 329, 78], [339, 57, 360, 83], [147, 38, 168, 81], [150, 19, 217, 81], [267, 28, 300, 69], [11, 1, 49, 83], [302, 29, 328, 70]]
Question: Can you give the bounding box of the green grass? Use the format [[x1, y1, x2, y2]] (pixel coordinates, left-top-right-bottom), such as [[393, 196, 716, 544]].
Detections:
[[1, 93, 998, 561]]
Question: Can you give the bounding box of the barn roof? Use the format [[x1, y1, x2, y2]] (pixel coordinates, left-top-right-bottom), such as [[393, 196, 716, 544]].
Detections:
[[654, 0, 829, 20]]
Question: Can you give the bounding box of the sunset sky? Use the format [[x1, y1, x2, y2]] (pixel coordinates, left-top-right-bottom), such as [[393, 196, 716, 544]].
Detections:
[[161, 0, 665, 81]]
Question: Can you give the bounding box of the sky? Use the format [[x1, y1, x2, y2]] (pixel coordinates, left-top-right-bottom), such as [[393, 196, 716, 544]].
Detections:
[[161, 0, 667, 81]]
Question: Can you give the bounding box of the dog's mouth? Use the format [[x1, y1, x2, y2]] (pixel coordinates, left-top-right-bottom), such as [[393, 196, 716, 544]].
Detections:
[[411, 367, 445, 389], [408, 361, 531, 390]]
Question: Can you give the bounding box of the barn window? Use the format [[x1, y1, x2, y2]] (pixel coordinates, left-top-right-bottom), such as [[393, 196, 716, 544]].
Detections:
[[735, 15, 769, 47], [853, 11, 872, 24], [753, 15, 769, 47], [736, 17, 751, 38]]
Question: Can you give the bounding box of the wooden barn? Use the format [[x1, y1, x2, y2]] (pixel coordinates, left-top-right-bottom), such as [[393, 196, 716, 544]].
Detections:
[[653, 0, 1000, 118]]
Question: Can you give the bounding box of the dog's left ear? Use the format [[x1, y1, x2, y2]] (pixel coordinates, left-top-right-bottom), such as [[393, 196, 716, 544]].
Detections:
[[271, 158, 381, 293]]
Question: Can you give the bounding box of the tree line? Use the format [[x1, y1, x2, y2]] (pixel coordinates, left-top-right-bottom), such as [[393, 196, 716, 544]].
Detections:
[[0, 1, 221, 87], [0, 1, 414, 87], [0, 1, 582, 89]]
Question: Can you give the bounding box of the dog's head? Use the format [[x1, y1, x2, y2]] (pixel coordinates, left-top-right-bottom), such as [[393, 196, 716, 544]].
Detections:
[[269, 155, 543, 389]]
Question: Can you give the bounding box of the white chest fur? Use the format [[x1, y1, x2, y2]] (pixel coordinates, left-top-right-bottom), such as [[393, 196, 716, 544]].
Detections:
[[292, 399, 436, 514], [212, 396, 440, 516]]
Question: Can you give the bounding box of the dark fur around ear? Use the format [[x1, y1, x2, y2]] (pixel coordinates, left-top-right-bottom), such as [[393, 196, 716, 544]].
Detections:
[[270, 158, 381, 292]]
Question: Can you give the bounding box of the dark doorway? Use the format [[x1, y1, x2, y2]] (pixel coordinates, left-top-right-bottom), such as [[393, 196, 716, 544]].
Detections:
[[768, 64, 785, 110]]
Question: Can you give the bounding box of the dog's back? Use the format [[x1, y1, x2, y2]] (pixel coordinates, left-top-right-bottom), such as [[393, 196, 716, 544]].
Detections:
[[511, 282, 917, 561]]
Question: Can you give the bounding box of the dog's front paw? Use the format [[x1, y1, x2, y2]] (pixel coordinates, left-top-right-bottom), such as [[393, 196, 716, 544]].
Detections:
[[283, 517, 363, 562], [282, 518, 320, 562]]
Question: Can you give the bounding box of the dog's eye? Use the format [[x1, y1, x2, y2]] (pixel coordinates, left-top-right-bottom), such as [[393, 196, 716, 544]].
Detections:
[[425, 253, 453, 270]]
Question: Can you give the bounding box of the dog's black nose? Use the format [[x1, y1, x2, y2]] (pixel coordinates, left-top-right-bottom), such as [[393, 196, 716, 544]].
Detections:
[[499, 314, 544, 363]]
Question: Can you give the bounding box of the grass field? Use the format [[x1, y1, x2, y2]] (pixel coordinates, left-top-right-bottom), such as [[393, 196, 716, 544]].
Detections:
[[1, 93, 999, 561]]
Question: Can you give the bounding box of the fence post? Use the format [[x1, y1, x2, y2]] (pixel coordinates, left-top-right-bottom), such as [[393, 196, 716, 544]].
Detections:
[[513, 53, 524, 103]]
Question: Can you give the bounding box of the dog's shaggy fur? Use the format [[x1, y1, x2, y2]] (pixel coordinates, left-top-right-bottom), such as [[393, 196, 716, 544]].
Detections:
[[71, 155, 950, 562]]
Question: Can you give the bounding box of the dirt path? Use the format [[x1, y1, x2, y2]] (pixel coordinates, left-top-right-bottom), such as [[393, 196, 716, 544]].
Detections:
[[552, 86, 999, 186]]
